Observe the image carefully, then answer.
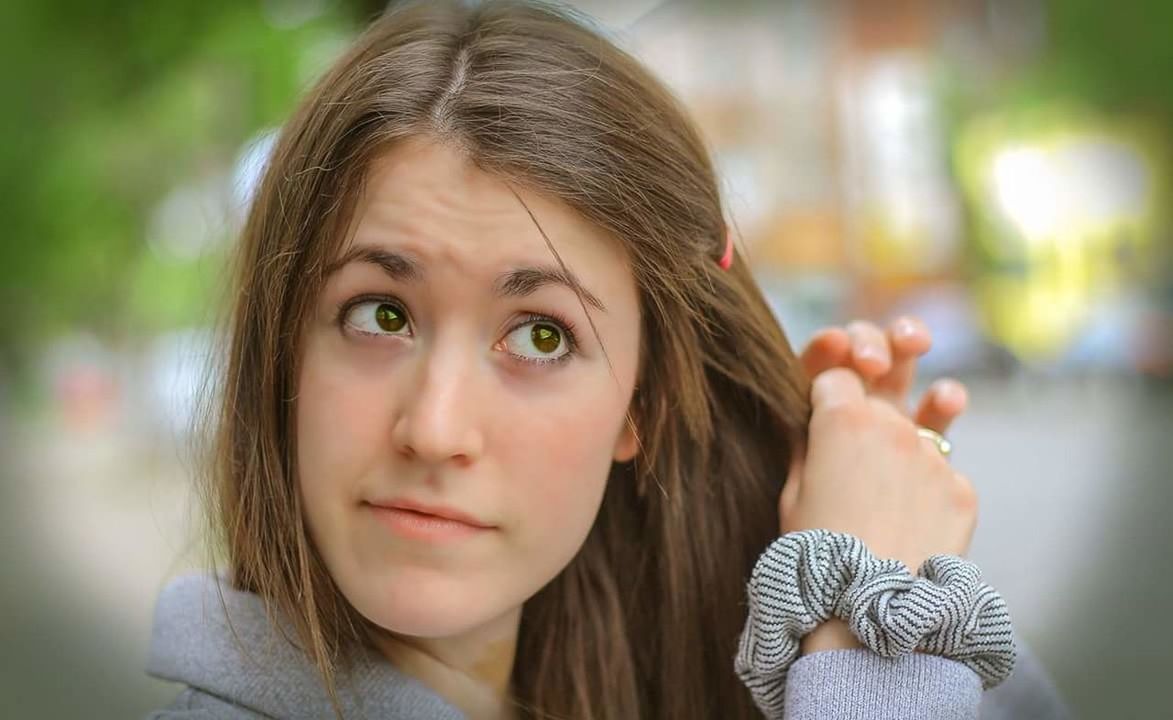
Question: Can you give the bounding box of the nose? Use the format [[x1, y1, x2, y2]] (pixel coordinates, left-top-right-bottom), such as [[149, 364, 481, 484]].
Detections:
[[390, 348, 485, 467]]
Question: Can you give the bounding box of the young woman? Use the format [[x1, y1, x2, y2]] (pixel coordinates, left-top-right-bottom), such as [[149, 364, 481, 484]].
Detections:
[[145, 1, 1069, 718]]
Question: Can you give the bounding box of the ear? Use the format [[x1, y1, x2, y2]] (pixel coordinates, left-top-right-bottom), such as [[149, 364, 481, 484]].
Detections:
[[612, 409, 640, 463]]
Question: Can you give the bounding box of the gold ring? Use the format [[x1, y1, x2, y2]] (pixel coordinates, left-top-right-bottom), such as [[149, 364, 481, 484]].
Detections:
[[916, 427, 952, 457]]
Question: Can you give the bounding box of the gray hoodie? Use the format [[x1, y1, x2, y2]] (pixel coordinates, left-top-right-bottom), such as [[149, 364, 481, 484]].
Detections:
[[145, 573, 1070, 719], [145, 573, 463, 719]]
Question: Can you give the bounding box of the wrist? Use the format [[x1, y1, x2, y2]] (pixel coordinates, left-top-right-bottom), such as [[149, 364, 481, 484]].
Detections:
[[800, 618, 862, 655]]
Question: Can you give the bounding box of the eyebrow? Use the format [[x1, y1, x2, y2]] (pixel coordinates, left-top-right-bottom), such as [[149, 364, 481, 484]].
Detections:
[[325, 244, 608, 313]]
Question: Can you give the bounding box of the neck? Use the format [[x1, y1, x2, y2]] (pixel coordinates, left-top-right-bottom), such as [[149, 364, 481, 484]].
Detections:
[[369, 608, 522, 720]]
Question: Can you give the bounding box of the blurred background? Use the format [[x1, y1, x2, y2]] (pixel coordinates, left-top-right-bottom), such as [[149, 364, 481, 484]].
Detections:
[[1, 0, 1169, 717]]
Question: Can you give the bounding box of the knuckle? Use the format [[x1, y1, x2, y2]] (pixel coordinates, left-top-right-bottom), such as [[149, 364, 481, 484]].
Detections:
[[811, 367, 843, 398], [868, 397, 903, 423], [952, 473, 979, 512], [867, 401, 914, 444], [814, 366, 851, 387]]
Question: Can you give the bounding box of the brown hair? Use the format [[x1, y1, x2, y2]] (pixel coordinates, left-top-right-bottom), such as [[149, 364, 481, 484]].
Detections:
[[196, 1, 810, 718]]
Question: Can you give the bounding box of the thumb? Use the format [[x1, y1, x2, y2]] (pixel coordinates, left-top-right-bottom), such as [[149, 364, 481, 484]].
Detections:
[[811, 367, 867, 411]]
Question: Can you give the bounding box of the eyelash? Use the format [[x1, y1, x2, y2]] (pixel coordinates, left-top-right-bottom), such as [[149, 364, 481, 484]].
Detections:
[[333, 293, 580, 367]]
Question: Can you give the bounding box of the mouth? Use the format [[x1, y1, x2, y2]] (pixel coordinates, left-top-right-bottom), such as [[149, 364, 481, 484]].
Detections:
[[364, 501, 495, 543]]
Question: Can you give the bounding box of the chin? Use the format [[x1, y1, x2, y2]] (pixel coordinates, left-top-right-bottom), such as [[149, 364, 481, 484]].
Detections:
[[344, 565, 505, 638]]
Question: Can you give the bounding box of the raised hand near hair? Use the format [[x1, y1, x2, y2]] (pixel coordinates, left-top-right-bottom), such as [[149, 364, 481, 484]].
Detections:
[[779, 368, 979, 653], [780, 368, 977, 569], [799, 316, 969, 432]]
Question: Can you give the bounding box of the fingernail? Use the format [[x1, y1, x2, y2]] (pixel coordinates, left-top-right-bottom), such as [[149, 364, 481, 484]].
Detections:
[[934, 380, 960, 404], [894, 317, 917, 338], [857, 346, 888, 368]]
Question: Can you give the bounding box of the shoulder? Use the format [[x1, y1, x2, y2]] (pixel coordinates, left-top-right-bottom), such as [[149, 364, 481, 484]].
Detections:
[[144, 687, 269, 719], [145, 571, 278, 689], [144, 571, 467, 719]]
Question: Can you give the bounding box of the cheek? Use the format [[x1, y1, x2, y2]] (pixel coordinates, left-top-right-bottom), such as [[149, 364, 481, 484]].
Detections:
[[498, 390, 623, 559], [295, 340, 390, 507]]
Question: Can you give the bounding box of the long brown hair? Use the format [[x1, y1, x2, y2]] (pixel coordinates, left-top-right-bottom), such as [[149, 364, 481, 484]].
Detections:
[[195, 1, 811, 717]]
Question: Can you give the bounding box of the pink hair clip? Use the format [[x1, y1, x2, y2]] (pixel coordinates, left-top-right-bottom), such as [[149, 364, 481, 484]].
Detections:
[[718, 228, 734, 270]]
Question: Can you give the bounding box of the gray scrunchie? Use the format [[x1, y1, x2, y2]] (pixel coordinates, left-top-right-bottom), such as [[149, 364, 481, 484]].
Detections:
[[735, 529, 1016, 714]]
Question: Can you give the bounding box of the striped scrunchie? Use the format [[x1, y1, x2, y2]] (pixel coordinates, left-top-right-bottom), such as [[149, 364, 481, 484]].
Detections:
[[734, 529, 1016, 715]]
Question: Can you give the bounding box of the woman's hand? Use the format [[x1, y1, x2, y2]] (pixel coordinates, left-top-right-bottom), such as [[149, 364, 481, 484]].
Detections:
[[798, 316, 968, 433], [787, 317, 977, 654], [781, 368, 977, 570]]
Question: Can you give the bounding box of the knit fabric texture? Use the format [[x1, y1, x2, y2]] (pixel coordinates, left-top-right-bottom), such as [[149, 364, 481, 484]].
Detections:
[[735, 529, 1017, 718]]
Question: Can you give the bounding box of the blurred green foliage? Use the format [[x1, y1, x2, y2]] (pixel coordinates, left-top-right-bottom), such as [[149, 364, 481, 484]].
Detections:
[[1045, 0, 1173, 120], [0, 0, 380, 387]]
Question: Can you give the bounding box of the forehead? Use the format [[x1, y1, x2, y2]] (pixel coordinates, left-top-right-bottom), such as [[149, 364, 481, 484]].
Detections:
[[340, 137, 627, 279]]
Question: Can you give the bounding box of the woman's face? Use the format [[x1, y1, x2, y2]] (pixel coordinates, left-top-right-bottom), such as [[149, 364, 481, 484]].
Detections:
[[296, 137, 641, 640]]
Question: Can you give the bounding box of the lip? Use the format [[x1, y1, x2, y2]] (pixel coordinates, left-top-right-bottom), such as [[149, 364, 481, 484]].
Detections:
[[365, 498, 495, 528], [368, 504, 492, 544]]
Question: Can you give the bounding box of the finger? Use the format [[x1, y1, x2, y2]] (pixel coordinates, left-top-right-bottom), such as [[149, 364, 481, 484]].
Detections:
[[845, 321, 891, 381], [913, 378, 969, 434], [779, 451, 804, 532], [811, 367, 867, 411], [781, 451, 803, 505], [799, 327, 851, 379], [869, 316, 932, 408]]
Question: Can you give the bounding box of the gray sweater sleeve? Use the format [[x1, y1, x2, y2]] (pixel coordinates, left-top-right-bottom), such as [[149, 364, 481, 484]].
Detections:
[[781, 649, 981, 719], [778, 637, 1071, 720], [736, 532, 1071, 719]]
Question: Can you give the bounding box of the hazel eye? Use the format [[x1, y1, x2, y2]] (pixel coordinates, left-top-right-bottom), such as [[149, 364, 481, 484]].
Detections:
[[504, 320, 569, 363], [345, 301, 410, 336]]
